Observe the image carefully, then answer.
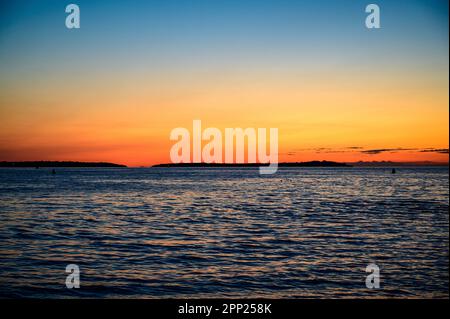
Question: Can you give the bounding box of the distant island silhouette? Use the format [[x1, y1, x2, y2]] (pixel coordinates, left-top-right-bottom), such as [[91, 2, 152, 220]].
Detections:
[[153, 161, 351, 168], [349, 161, 449, 167], [0, 161, 127, 168]]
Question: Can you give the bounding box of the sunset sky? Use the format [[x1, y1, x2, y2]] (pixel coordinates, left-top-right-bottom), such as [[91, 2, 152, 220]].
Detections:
[[0, 0, 448, 166]]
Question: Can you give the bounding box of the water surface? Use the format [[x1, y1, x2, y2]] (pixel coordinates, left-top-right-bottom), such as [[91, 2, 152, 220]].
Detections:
[[0, 167, 448, 298]]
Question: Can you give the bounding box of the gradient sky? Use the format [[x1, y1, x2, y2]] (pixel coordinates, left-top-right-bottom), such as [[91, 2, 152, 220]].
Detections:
[[0, 0, 448, 166]]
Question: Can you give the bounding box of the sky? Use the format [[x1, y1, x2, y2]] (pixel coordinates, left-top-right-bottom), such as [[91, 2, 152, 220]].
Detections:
[[0, 0, 448, 166]]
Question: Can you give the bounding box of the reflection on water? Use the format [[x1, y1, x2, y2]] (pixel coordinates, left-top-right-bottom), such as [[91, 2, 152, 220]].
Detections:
[[0, 167, 448, 298]]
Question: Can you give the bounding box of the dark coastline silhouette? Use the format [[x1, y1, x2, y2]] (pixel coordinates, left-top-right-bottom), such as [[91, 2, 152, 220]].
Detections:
[[0, 161, 127, 168], [152, 161, 351, 168], [349, 161, 449, 167]]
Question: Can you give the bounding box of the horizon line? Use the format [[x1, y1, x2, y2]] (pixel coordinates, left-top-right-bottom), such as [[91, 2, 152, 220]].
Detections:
[[1, 160, 449, 168]]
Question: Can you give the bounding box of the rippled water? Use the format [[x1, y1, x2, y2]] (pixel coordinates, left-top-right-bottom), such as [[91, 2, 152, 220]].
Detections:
[[0, 167, 448, 298]]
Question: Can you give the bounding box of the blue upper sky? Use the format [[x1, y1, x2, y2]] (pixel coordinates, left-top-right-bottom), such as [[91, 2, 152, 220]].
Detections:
[[0, 0, 448, 78]]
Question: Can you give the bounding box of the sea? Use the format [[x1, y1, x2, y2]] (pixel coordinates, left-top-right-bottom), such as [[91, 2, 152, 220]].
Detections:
[[0, 166, 448, 298]]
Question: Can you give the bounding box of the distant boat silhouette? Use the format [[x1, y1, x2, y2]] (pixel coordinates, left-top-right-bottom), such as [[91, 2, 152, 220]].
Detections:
[[391, 168, 396, 174]]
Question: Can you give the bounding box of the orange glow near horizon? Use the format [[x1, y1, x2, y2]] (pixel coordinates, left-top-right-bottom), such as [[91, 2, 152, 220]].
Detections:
[[1, 69, 448, 167]]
